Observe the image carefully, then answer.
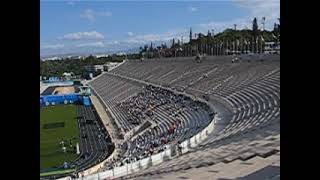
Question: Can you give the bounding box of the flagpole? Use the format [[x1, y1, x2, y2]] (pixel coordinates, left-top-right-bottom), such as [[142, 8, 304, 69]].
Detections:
[[217, 41, 219, 56], [219, 41, 221, 56], [233, 40, 235, 55], [261, 35, 264, 54], [256, 37, 259, 54], [218, 41, 220, 56], [220, 42, 222, 56], [234, 40, 236, 55], [246, 39, 248, 54], [215, 41, 217, 56], [226, 40, 228, 55], [224, 40, 226, 56], [213, 42, 215, 56], [211, 43, 213, 56], [240, 39, 242, 54], [260, 36, 262, 54], [252, 37, 254, 53]]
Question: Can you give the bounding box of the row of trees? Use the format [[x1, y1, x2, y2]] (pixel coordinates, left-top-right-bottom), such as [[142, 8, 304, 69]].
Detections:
[[40, 54, 125, 78], [139, 17, 280, 58]]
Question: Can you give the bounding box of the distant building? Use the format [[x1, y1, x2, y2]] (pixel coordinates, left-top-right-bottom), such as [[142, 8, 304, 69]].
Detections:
[[84, 65, 104, 73], [105, 62, 121, 71], [116, 52, 126, 56], [84, 65, 105, 80], [95, 54, 110, 58], [43, 56, 62, 61], [69, 56, 82, 60], [264, 42, 280, 54], [62, 72, 74, 80]]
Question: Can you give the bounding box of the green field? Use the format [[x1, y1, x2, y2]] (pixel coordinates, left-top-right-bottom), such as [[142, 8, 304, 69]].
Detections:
[[40, 104, 80, 170]]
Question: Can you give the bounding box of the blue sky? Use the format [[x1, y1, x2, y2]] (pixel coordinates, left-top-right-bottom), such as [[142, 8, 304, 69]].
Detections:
[[40, 0, 280, 57]]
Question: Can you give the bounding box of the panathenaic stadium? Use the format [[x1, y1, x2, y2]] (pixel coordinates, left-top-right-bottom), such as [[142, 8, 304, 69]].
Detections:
[[43, 54, 280, 180]]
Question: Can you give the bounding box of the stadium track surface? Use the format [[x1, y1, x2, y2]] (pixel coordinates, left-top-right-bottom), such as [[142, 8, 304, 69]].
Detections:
[[41, 85, 80, 96], [41, 86, 57, 95], [74, 105, 114, 171]]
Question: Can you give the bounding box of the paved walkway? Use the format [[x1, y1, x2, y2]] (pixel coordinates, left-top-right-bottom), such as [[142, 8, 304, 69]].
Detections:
[[90, 95, 122, 145]]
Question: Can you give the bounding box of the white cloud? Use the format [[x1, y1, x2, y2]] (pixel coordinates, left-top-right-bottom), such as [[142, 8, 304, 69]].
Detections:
[[127, 32, 134, 36], [41, 44, 64, 50], [80, 9, 95, 22], [123, 28, 189, 45], [76, 42, 105, 48], [61, 31, 105, 40], [140, 34, 161, 41], [120, 0, 279, 48], [125, 39, 141, 44], [126, 34, 161, 44], [97, 11, 112, 17], [238, 0, 279, 17], [67, 1, 75, 6], [122, 0, 279, 46], [188, 6, 198, 12], [199, 0, 279, 32], [234, 0, 280, 29], [104, 40, 120, 45], [163, 28, 189, 41], [80, 9, 112, 22], [199, 18, 250, 33]]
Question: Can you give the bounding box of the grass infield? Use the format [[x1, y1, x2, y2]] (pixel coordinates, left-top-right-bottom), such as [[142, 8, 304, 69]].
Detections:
[[40, 104, 80, 169]]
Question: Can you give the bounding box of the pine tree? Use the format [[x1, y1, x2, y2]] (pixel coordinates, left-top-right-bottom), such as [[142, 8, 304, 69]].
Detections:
[[172, 38, 175, 48]]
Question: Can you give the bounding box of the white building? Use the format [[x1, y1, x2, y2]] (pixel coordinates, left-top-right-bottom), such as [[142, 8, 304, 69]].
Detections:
[[105, 62, 122, 71], [84, 65, 104, 73], [43, 56, 62, 61], [95, 54, 110, 58], [62, 72, 74, 80], [264, 42, 280, 54]]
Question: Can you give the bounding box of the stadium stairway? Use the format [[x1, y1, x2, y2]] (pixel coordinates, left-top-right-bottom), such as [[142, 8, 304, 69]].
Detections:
[[124, 152, 280, 180], [120, 119, 279, 180]]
